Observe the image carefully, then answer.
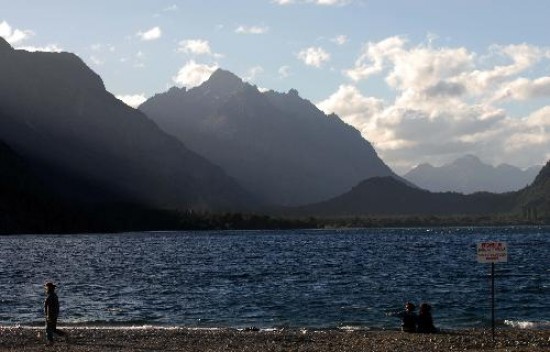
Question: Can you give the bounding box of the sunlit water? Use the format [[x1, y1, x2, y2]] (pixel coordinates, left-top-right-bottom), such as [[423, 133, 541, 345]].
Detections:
[[1, 227, 548, 330]]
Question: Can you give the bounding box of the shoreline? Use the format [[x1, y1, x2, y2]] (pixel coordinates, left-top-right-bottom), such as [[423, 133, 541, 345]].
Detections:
[[1, 327, 549, 351]]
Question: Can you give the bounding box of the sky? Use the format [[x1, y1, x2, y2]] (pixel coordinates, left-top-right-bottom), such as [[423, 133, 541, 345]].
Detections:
[[1, 0, 550, 174]]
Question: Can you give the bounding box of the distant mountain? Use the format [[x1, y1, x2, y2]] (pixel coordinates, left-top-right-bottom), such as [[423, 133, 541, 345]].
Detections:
[[140, 69, 397, 206], [403, 155, 541, 194], [0, 38, 256, 212]]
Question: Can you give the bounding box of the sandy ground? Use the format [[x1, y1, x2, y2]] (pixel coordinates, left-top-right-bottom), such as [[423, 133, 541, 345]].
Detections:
[[0, 327, 549, 351]]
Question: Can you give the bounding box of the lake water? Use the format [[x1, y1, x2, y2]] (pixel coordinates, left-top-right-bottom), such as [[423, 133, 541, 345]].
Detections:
[[1, 227, 549, 330]]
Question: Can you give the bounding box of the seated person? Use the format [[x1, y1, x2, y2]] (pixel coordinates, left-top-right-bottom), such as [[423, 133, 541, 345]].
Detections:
[[417, 303, 438, 333], [389, 302, 417, 332]]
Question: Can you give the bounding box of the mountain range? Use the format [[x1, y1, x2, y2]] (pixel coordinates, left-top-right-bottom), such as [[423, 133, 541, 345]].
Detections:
[[140, 69, 397, 206], [0, 37, 257, 213], [0, 36, 548, 232], [296, 160, 550, 218], [404, 155, 542, 194]]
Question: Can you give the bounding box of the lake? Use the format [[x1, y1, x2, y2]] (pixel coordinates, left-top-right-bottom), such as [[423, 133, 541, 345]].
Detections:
[[1, 227, 548, 330]]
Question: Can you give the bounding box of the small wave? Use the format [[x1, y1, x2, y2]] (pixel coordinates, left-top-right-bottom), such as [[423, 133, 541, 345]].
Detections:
[[504, 320, 550, 329], [338, 325, 370, 331]]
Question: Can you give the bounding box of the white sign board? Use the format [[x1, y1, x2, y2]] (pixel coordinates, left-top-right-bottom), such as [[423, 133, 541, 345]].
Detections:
[[477, 241, 508, 263]]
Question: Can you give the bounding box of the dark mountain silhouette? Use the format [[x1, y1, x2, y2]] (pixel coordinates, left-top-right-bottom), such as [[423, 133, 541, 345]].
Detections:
[[295, 176, 519, 217], [0, 138, 210, 234], [0, 139, 63, 232], [517, 160, 550, 218], [0, 38, 257, 212], [404, 155, 541, 194], [140, 69, 397, 206]]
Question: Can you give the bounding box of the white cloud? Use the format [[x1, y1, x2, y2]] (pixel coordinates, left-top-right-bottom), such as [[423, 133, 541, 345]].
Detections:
[[345, 36, 407, 81], [297, 47, 330, 68], [116, 94, 147, 108], [17, 44, 63, 52], [177, 39, 212, 55], [0, 20, 34, 45], [493, 76, 550, 102], [331, 35, 348, 45], [318, 85, 384, 130], [235, 25, 269, 35], [313, 0, 350, 5], [463, 44, 545, 95], [137, 26, 162, 41], [318, 36, 550, 172], [0, 21, 58, 52], [485, 106, 550, 167], [163, 4, 179, 12], [172, 60, 219, 88]]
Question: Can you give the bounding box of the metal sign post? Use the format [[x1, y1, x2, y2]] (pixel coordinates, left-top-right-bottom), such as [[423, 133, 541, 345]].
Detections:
[[476, 241, 508, 342]]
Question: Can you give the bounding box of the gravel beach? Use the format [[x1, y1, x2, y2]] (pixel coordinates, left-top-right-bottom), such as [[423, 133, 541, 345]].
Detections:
[[1, 327, 549, 352]]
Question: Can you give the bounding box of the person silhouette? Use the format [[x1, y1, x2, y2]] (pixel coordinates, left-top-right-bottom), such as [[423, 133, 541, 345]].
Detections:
[[389, 302, 418, 332], [417, 303, 438, 333], [44, 282, 65, 343]]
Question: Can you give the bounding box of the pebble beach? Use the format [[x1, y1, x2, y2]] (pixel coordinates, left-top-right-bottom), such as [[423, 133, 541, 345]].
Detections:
[[1, 327, 549, 352]]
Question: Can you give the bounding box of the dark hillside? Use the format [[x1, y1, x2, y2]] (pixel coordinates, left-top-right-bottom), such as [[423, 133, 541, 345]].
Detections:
[[295, 176, 518, 217], [0, 140, 76, 233], [517, 160, 550, 219]]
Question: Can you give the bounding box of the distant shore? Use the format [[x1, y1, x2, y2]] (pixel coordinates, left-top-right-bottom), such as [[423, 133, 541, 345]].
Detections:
[[1, 327, 549, 351]]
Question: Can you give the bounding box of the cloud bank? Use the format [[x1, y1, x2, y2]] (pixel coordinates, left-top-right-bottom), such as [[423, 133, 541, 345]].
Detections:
[[318, 36, 550, 173]]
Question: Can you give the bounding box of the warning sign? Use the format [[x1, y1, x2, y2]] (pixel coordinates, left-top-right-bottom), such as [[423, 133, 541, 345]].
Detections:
[[477, 242, 508, 263]]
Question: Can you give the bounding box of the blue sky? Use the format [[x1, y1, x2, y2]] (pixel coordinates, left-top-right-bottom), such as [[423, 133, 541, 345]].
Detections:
[[2, 0, 549, 173]]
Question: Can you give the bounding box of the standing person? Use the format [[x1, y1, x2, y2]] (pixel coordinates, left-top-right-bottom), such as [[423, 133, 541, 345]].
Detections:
[[417, 303, 438, 333], [44, 282, 65, 343], [388, 302, 418, 332]]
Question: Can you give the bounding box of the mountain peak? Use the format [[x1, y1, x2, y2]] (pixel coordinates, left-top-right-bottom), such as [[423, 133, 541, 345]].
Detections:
[[452, 154, 483, 167], [288, 88, 300, 97], [203, 69, 245, 92], [141, 68, 396, 206]]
